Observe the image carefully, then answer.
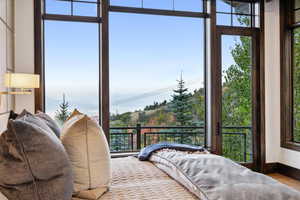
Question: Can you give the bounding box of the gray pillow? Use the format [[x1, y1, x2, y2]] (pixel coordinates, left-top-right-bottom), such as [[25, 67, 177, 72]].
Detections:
[[35, 111, 61, 138], [0, 111, 73, 200]]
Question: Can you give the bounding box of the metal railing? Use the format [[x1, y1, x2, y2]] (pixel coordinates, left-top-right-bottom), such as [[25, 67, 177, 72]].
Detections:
[[110, 124, 252, 163], [110, 125, 205, 152], [222, 126, 252, 163]]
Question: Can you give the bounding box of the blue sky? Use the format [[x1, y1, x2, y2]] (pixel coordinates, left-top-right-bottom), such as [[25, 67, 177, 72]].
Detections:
[[44, 0, 240, 117]]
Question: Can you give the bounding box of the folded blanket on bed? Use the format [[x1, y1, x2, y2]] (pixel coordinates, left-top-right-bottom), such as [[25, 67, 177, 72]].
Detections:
[[149, 150, 300, 200], [138, 142, 206, 161]]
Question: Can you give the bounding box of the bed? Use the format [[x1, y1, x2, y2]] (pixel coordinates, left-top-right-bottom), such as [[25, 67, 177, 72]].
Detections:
[[96, 149, 300, 200], [99, 156, 197, 200]]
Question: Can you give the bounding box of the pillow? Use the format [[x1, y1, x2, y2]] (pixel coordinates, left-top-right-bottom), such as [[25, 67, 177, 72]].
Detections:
[[61, 111, 111, 199], [8, 110, 18, 120], [0, 111, 73, 200], [66, 109, 83, 121], [35, 111, 61, 138], [0, 193, 7, 200], [7, 110, 61, 138]]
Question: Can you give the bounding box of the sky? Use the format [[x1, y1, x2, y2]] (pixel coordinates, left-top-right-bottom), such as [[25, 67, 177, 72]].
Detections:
[[44, 0, 245, 117]]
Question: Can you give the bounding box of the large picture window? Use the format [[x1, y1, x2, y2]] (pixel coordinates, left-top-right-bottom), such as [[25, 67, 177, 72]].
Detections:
[[44, 21, 100, 124], [109, 12, 206, 152], [35, 0, 264, 166], [281, 0, 300, 151]]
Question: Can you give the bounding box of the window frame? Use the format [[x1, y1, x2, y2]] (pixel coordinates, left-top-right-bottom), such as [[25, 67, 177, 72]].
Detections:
[[280, 0, 300, 151], [34, 0, 266, 165], [34, 0, 210, 146], [215, 0, 260, 28]]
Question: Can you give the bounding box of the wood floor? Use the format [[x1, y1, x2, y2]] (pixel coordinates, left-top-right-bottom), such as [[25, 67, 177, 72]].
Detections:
[[268, 173, 300, 191]]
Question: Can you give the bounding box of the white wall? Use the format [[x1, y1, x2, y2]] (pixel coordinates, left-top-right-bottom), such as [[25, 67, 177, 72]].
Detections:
[[264, 0, 281, 163], [14, 0, 35, 113], [265, 0, 300, 169], [0, 0, 15, 133]]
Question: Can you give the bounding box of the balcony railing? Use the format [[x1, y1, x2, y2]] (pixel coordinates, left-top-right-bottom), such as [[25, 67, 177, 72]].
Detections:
[[222, 126, 252, 163], [110, 124, 252, 163]]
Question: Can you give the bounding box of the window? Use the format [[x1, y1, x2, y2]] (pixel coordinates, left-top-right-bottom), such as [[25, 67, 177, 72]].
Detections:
[[109, 0, 206, 13], [109, 12, 205, 152], [216, 0, 259, 27], [35, 0, 264, 165], [281, 0, 300, 151], [293, 1, 300, 143], [44, 21, 100, 125], [41, 0, 101, 126], [45, 0, 99, 17]]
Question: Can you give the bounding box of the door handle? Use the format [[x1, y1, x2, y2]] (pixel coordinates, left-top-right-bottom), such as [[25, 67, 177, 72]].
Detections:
[[216, 122, 221, 136]]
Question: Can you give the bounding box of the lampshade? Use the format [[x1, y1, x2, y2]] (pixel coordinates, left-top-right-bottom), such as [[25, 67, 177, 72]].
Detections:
[[4, 73, 40, 89]]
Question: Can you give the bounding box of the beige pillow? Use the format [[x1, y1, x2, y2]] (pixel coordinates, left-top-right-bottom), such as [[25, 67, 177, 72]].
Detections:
[[67, 109, 83, 121], [0, 193, 7, 200], [61, 111, 111, 199]]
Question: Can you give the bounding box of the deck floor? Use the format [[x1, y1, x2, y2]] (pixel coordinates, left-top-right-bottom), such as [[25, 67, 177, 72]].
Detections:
[[268, 173, 300, 191]]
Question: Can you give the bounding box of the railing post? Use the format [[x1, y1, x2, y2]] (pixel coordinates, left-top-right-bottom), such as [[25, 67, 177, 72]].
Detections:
[[136, 124, 141, 150], [244, 133, 247, 162]]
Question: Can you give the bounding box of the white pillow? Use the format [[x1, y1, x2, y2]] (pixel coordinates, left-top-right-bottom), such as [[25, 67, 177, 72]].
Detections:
[[0, 192, 7, 200], [61, 112, 111, 199]]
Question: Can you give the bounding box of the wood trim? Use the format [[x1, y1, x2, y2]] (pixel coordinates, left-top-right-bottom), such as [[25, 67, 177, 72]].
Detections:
[[258, 1, 266, 172], [101, 0, 110, 143], [264, 162, 279, 174], [264, 163, 300, 181], [280, 0, 300, 152], [210, 0, 220, 155], [34, 0, 44, 112], [277, 163, 300, 181], [43, 14, 101, 23], [109, 6, 210, 18]]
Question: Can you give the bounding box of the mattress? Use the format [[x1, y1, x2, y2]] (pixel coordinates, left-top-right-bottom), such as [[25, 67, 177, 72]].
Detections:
[[99, 156, 197, 200]]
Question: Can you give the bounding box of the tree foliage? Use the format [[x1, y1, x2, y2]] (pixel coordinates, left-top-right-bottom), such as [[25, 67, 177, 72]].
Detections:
[[222, 36, 252, 126], [55, 94, 70, 125], [293, 28, 300, 142], [171, 74, 193, 126]]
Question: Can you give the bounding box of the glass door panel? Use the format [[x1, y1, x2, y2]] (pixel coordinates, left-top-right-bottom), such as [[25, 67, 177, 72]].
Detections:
[[221, 35, 253, 163]]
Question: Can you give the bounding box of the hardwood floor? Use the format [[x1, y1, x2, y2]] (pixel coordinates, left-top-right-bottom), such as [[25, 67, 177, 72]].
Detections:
[[268, 173, 300, 191]]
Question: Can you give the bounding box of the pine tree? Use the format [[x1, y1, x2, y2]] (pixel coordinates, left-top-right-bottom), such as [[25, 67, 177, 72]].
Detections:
[[171, 73, 193, 126], [55, 94, 70, 125]]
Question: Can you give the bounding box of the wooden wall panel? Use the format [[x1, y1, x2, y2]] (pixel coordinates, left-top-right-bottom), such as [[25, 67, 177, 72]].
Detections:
[[0, 0, 15, 133], [0, 113, 9, 133]]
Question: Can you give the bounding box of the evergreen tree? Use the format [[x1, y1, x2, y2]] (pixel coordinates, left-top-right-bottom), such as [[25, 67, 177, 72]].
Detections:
[[55, 94, 71, 125], [171, 73, 193, 126]]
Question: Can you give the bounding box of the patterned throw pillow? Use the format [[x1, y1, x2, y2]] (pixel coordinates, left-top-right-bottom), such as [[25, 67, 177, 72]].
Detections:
[[0, 110, 73, 200]]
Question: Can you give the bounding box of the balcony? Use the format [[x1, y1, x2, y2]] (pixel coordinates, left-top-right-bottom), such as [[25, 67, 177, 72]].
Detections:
[[110, 124, 252, 163]]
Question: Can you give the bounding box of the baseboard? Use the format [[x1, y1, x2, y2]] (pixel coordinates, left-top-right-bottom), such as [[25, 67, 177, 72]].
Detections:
[[264, 162, 300, 181], [277, 163, 300, 181], [264, 162, 278, 174]]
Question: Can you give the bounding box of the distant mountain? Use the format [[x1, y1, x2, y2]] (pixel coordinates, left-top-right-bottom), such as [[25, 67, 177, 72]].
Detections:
[[110, 88, 205, 127]]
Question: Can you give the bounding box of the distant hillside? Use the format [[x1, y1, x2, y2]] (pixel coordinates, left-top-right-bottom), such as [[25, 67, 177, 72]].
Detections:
[[110, 88, 205, 127]]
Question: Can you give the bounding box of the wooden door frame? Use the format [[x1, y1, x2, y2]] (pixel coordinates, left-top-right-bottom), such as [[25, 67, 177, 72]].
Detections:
[[214, 26, 261, 170]]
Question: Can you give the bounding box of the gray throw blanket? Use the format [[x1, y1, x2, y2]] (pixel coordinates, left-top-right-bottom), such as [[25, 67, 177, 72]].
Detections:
[[149, 150, 300, 200]]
